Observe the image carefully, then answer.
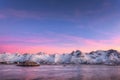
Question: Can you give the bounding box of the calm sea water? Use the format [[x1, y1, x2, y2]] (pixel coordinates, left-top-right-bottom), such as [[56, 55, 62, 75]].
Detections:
[[0, 65, 120, 80]]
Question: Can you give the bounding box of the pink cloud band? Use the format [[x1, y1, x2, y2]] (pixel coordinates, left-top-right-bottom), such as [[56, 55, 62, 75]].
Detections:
[[0, 33, 120, 54]]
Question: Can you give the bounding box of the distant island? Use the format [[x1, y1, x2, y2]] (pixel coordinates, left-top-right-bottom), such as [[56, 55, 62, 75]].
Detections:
[[0, 49, 120, 66]]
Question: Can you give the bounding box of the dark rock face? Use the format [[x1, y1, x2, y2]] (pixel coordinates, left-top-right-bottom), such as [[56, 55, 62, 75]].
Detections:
[[76, 50, 82, 56], [106, 49, 118, 56], [107, 49, 118, 53], [89, 51, 95, 55], [71, 51, 75, 56], [71, 50, 82, 57]]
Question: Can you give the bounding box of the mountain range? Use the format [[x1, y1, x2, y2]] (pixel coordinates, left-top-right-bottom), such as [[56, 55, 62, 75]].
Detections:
[[0, 49, 120, 65]]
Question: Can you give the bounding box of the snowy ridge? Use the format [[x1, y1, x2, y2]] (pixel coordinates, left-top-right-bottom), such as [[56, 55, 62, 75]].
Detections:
[[0, 49, 120, 65]]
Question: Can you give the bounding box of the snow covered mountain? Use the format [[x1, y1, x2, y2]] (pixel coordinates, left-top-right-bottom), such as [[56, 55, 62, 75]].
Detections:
[[0, 49, 120, 65]]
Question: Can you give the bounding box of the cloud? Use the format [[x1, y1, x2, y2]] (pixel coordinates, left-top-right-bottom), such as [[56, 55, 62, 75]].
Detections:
[[0, 35, 58, 45], [0, 33, 120, 53], [0, 13, 6, 19], [0, 9, 47, 19], [49, 33, 120, 52], [0, 8, 83, 23]]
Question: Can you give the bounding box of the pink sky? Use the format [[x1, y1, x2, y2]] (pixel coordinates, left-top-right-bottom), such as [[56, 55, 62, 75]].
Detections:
[[0, 34, 120, 54]]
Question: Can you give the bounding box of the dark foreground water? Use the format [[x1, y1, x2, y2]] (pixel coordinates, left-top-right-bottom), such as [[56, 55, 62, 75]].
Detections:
[[0, 65, 120, 80]]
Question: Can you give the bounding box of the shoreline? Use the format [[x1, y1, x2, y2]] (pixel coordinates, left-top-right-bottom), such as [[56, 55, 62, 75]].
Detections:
[[0, 63, 120, 66]]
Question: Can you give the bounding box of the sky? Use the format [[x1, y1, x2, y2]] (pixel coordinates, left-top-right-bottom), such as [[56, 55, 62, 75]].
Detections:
[[0, 0, 120, 54]]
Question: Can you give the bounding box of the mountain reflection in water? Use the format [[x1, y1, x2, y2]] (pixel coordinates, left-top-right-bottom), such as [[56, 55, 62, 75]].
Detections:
[[0, 65, 120, 80]]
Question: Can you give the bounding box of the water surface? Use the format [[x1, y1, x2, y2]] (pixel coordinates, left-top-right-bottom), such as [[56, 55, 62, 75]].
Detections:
[[0, 65, 120, 80]]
